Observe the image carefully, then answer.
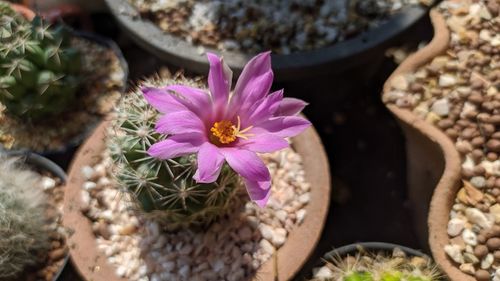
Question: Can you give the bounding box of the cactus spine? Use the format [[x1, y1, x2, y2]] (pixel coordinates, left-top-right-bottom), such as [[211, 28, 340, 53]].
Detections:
[[312, 248, 442, 281], [0, 1, 82, 119], [107, 76, 242, 229], [0, 155, 49, 279]]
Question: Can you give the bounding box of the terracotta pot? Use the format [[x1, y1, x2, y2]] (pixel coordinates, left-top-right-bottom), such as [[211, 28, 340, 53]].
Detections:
[[382, 10, 468, 281], [63, 120, 331, 281], [9, 3, 35, 20]]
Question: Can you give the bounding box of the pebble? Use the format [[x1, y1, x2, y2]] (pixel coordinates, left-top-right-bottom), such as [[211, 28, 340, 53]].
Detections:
[[495, 269, 500, 281], [481, 253, 494, 269], [431, 98, 450, 116], [238, 227, 252, 241], [475, 269, 490, 281], [460, 263, 476, 275], [439, 74, 457, 87], [314, 266, 334, 279], [490, 204, 500, 223], [83, 181, 97, 191], [474, 245, 489, 259], [82, 166, 95, 180], [259, 239, 274, 255], [466, 208, 493, 229], [463, 229, 478, 246], [445, 244, 465, 264], [271, 228, 287, 247], [471, 176, 486, 189], [487, 238, 500, 251], [41, 177, 56, 190], [448, 218, 466, 237]]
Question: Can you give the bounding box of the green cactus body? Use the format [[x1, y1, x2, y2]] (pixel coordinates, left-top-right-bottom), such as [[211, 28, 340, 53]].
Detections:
[[108, 77, 242, 229], [406, 275, 431, 281], [0, 1, 82, 119], [0, 156, 49, 279], [380, 271, 402, 281], [344, 271, 374, 281]]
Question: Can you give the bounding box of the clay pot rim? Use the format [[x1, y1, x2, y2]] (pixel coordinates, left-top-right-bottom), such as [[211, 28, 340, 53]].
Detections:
[[382, 10, 470, 281], [3, 150, 69, 281], [62, 118, 331, 281], [8, 3, 36, 21]]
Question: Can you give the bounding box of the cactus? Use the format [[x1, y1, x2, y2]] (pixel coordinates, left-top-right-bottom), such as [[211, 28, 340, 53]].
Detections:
[[107, 76, 243, 229], [0, 1, 82, 119], [312, 248, 442, 281], [0, 155, 50, 279]]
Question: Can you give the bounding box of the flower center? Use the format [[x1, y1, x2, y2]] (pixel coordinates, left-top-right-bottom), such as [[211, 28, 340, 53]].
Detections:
[[210, 116, 253, 145]]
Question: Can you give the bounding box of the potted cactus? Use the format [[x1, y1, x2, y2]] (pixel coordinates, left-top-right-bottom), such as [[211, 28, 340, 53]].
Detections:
[[310, 242, 442, 281], [0, 152, 68, 281], [63, 52, 331, 281], [0, 1, 127, 167]]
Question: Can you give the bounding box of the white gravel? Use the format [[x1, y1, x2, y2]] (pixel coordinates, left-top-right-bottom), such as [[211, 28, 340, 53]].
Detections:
[[81, 147, 311, 280]]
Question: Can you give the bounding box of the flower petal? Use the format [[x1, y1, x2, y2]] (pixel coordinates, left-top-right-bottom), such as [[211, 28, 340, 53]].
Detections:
[[221, 148, 270, 182], [155, 111, 205, 135], [256, 116, 311, 138], [163, 85, 212, 117], [193, 143, 225, 183], [231, 52, 273, 108], [245, 90, 283, 126], [207, 53, 232, 109], [244, 178, 271, 207], [241, 71, 274, 107], [147, 133, 204, 159], [142, 87, 188, 113], [238, 134, 288, 153], [276, 98, 308, 116]]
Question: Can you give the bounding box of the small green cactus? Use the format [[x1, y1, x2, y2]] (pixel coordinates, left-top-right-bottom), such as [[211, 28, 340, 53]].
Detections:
[[107, 76, 242, 229], [0, 1, 82, 119], [312, 248, 442, 281], [0, 155, 50, 279]]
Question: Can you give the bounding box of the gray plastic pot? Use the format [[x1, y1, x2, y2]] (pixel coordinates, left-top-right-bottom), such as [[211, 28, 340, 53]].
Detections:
[[324, 242, 428, 260], [104, 0, 432, 82], [3, 151, 68, 281]]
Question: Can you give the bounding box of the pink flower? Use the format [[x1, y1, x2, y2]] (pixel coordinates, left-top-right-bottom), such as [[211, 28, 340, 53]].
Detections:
[[143, 52, 310, 207]]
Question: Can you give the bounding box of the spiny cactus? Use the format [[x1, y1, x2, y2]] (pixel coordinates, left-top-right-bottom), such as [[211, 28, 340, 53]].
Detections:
[[107, 76, 242, 229], [312, 248, 442, 281], [0, 1, 82, 119], [0, 155, 49, 279]]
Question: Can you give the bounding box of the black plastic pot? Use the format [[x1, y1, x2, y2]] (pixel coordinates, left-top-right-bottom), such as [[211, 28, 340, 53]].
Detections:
[[323, 242, 428, 260], [5, 31, 129, 170], [104, 0, 432, 82], [3, 151, 68, 281], [305, 242, 429, 280]]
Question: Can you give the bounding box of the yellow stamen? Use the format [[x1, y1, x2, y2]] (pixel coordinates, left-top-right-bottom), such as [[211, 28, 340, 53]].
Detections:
[[210, 116, 254, 144]]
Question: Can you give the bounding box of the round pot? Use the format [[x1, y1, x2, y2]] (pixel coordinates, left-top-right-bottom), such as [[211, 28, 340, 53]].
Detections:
[[0, 5, 129, 169], [308, 242, 429, 280], [62, 119, 331, 281], [324, 242, 428, 261], [9, 3, 35, 20], [103, 0, 431, 82], [4, 151, 69, 281], [381, 10, 467, 281], [36, 30, 129, 170]]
